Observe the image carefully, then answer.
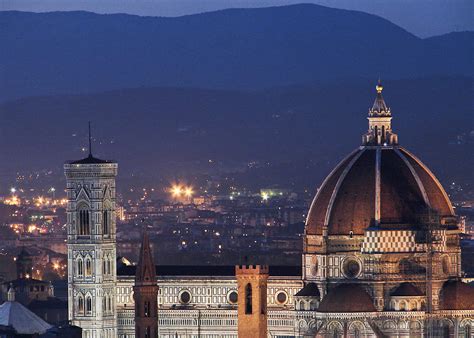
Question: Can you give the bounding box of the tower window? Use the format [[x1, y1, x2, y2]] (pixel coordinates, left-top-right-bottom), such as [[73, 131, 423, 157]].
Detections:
[[144, 301, 150, 317], [107, 257, 111, 275], [103, 210, 109, 235], [78, 295, 84, 315], [85, 295, 92, 315], [245, 283, 252, 314], [77, 258, 84, 276], [85, 257, 92, 276], [78, 208, 91, 236]]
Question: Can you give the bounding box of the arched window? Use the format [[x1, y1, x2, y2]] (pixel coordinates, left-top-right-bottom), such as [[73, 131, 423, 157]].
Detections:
[[145, 327, 150, 338], [78, 207, 91, 236], [465, 325, 471, 338], [106, 257, 111, 275], [103, 210, 109, 235], [85, 295, 92, 315], [85, 257, 92, 276], [102, 295, 106, 314], [144, 301, 150, 317], [400, 301, 406, 311], [103, 259, 107, 276], [443, 324, 450, 337], [78, 295, 84, 315], [77, 258, 84, 276], [245, 283, 252, 314], [354, 328, 361, 338]]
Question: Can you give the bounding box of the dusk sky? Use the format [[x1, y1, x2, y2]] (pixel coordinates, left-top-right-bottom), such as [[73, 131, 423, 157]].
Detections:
[[2, 0, 472, 37]]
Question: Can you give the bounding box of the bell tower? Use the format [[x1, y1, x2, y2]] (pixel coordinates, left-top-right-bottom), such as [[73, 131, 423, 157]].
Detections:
[[235, 265, 269, 338], [363, 81, 398, 146], [133, 230, 159, 338], [65, 124, 118, 338]]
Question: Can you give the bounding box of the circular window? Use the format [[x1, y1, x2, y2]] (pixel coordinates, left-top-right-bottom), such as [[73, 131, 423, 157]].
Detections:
[[343, 259, 361, 278], [275, 291, 288, 305], [178, 290, 191, 304], [227, 290, 238, 304]]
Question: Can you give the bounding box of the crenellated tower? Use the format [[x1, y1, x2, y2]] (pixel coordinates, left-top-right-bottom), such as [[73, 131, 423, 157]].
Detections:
[[235, 265, 269, 338], [65, 126, 118, 338], [133, 230, 159, 338]]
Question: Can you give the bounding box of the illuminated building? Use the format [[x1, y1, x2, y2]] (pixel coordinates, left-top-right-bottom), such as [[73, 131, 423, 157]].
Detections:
[[64, 145, 118, 338], [66, 84, 473, 337]]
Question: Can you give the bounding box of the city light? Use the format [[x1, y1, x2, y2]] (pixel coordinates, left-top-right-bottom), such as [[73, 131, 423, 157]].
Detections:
[[170, 184, 194, 200], [10, 187, 16, 194], [4, 196, 20, 206], [261, 192, 269, 201], [184, 187, 194, 198], [171, 185, 182, 198]]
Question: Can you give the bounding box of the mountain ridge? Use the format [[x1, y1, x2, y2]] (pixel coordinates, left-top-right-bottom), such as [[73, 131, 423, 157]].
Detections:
[[1, 4, 472, 101]]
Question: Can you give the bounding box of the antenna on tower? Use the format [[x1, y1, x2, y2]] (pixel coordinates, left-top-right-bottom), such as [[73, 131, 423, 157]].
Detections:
[[88, 121, 92, 157]]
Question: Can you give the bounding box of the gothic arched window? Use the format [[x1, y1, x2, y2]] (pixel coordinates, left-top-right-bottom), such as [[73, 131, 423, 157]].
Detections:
[[103, 210, 110, 236], [77, 206, 91, 236], [465, 325, 471, 338], [106, 257, 111, 275], [85, 257, 92, 276], [78, 295, 84, 315], [77, 258, 84, 276], [85, 295, 92, 315], [106, 294, 110, 313], [245, 283, 252, 314]]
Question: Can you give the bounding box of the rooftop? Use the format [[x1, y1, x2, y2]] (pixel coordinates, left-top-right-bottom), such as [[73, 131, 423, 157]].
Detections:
[[118, 265, 301, 277]]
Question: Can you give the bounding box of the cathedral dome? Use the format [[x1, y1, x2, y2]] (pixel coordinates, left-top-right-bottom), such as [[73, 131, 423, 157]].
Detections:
[[306, 83, 454, 236]]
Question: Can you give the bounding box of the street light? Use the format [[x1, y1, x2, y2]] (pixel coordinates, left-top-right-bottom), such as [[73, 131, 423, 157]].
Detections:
[[184, 186, 194, 198], [171, 185, 182, 198]]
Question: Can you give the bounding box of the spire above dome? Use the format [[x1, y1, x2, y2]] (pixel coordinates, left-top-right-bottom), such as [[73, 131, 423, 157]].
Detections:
[[363, 81, 398, 146]]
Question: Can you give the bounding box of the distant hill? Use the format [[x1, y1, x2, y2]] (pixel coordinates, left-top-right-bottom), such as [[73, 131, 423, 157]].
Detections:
[[0, 5, 472, 101], [0, 77, 472, 189]]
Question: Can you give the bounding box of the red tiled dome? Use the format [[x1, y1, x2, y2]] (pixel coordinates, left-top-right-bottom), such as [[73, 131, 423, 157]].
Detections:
[[306, 146, 454, 236], [390, 282, 424, 297], [439, 280, 474, 310], [318, 284, 376, 312]]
